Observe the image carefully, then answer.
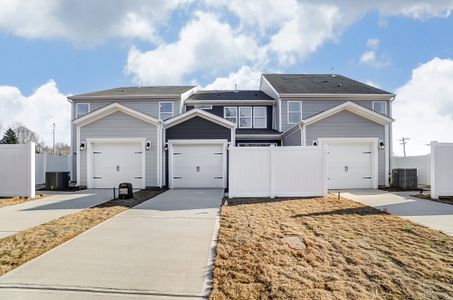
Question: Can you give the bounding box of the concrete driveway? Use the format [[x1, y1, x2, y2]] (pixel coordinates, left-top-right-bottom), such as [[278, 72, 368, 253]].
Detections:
[[0, 189, 223, 299], [339, 190, 453, 236], [0, 189, 113, 238]]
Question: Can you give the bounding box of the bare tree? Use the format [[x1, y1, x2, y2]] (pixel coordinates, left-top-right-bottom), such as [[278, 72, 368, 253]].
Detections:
[[54, 142, 71, 156], [12, 122, 46, 153]]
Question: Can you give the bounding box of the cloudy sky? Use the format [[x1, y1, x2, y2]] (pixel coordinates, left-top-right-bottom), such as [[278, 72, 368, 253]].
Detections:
[[0, 0, 452, 155]]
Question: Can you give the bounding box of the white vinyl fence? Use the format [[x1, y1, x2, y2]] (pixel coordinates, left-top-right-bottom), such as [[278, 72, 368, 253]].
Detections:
[[0, 143, 35, 198], [229, 146, 327, 198], [35, 153, 71, 185], [431, 142, 453, 199], [392, 155, 431, 185]]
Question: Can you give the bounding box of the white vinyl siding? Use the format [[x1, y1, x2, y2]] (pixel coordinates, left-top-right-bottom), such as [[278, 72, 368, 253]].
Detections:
[[287, 101, 302, 124], [239, 107, 252, 128], [76, 103, 90, 118], [159, 102, 174, 120], [224, 107, 237, 124], [253, 107, 267, 128]]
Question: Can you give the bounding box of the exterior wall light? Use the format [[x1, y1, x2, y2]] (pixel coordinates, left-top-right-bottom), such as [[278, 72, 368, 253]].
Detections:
[[379, 140, 385, 150], [146, 142, 151, 151], [312, 140, 318, 146], [80, 142, 85, 151]]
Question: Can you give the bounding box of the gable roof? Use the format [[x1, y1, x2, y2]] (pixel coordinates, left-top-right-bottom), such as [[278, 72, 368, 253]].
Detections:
[[164, 108, 235, 129], [69, 86, 196, 100], [262, 74, 394, 96], [304, 101, 394, 126], [73, 102, 160, 127], [188, 90, 274, 101]]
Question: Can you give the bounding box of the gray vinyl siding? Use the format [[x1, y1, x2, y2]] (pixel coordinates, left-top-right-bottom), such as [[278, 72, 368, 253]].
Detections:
[[282, 127, 302, 146], [280, 99, 389, 132], [78, 111, 158, 187], [166, 116, 231, 141], [305, 110, 386, 185], [71, 99, 178, 183]]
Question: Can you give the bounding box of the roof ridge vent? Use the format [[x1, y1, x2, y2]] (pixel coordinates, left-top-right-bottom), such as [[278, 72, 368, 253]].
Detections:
[[331, 67, 336, 77]]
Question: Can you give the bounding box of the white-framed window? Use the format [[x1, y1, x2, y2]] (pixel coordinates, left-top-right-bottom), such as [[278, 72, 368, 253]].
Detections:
[[76, 103, 90, 118], [287, 101, 302, 124], [372, 101, 387, 115], [253, 107, 267, 128], [239, 107, 253, 128], [194, 104, 212, 110], [224, 107, 238, 124], [159, 102, 174, 120]]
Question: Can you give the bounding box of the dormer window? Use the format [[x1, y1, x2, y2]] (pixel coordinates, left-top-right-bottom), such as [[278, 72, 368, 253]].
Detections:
[[372, 101, 387, 115], [76, 103, 90, 118]]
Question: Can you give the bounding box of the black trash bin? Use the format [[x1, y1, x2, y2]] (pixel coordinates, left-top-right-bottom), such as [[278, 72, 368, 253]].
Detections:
[[118, 182, 133, 199], [45, 172, 70, 191]]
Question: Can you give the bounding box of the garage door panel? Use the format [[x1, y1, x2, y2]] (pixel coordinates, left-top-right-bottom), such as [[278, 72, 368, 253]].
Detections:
[[327, 142, 373, 189], [91, 142, 143, 189], [171, 144, 225, 188]]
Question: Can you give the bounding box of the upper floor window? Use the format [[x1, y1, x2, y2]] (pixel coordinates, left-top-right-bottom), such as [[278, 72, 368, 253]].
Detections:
[[159, 102, 174, 120], [194, 104, 212, 110], [253, 107, 267, 128], [239, 107, 253, 128], [224, 107, 237, 124], [372, 101, 387, 115], [288, 101, 302, 124], [76, 103, 90, 118]]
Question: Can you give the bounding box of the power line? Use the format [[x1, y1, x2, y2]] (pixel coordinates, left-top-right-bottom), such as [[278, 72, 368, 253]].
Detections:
[[399, 137, 410, 157]]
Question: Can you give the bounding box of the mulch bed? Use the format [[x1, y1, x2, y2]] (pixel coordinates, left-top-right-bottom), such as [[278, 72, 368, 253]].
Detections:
[[412, 194, 453, 205], [0, 189, 164, 276]]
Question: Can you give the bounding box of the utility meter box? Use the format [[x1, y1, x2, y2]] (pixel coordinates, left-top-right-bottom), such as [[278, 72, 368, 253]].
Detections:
[[118, 183, 133, 199]]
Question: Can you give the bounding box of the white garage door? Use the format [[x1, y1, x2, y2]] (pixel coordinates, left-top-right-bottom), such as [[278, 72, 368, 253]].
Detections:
[[92, 142, 143, 188], [171, 144, 225, 188], [326, 142, 373, 189]]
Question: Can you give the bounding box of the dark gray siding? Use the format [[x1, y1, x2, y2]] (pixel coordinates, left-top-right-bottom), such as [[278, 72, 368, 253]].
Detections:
[[186, 105, 273, 129], [282, 127, 302, 146], [235, 139, 281, 146], [306, 110, 386, 185], [166, 116, 231, 141]]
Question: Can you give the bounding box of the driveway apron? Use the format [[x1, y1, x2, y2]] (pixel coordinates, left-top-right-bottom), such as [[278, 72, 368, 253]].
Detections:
[[0, 189, 223, 299]]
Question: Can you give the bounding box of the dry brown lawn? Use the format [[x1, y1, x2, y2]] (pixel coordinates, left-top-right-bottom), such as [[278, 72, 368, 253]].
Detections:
[[0, 189, 163, 276], [0, 194, 47, 208], [211, 195, 453, 300]]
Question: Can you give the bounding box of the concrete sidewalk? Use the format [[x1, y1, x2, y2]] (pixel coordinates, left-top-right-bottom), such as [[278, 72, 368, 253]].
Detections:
[[0, 189, 223, 299], [339, 190, 453, 236], [0, 189, 113, 238]]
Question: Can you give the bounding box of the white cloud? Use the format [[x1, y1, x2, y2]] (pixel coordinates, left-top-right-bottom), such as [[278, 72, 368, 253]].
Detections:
[[0, 0, 191, 45], [393, 57, 453, 156], [359, 38, 390, 67], [0, 81, 70, 146], [366, 38, 380, 49], [204, 66, 261, 90], [126, 12, 262, 85], [365, 80, 380, 88]]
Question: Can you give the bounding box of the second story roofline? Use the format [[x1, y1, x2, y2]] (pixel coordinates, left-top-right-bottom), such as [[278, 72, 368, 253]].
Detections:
[[68, 86, 197, 101]]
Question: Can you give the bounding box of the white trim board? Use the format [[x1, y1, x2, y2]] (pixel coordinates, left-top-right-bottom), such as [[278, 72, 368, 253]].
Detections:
[[164, 108, 235, 129], [73, 102, 161, 127], [317, 138, 379, 189]]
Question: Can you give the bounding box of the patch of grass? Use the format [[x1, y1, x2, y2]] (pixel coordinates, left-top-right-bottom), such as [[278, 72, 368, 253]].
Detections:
[[211, 195, 453, 300], [0, 189, 164, 276], [0, 194, 48, 208]]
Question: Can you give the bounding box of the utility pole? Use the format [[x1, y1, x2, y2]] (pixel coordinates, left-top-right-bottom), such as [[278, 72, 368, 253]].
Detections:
[[399, 137, 409, 157], [52, 123, 56, 155]]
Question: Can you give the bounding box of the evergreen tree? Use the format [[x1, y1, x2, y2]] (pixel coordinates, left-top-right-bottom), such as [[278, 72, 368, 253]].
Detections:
[[0, 128, 19, 144]]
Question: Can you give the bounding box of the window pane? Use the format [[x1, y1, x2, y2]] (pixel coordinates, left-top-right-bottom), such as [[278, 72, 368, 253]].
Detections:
[[288, 101, 301, 112], [225, 117, 237, 124], [160, 102, 173, 113], [253, 107, 266, 117], [254, 118, 266, 128], [373, 102, 386, 114], [77, 104, 89, 117], [224, 107, 237, 117], [239, 117, 252, 128], [239, 107, 252, 117], [289, 112, 301, 124]]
